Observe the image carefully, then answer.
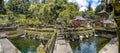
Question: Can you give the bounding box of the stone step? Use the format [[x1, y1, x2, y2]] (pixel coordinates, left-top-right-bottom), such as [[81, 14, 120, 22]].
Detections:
[[57, 38, 64, 40], [56, 40, 66, 44], [57, 36, 64, 38], [57, 35, 64, 38], [57, 37, 64, 40], [57, 34, 63, 36], [57, 35, 64, 37], [58, 34, 65, 35]]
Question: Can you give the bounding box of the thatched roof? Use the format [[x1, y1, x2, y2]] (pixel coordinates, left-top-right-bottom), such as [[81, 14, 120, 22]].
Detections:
[[74, 16, 86, 20], [98, 10, 106, 14], [103, 20, 113, 24]]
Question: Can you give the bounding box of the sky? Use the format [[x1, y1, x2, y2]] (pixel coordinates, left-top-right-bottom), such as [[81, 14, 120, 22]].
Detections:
[[4, 0, 8, 3], [68, 0, 101, 11], [4, 0, 101, 11]]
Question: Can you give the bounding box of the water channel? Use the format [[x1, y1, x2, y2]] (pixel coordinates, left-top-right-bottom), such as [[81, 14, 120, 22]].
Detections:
[[69, 34, 115, 53], [8, 33, 115, 53], [8, 36, 40, 53]]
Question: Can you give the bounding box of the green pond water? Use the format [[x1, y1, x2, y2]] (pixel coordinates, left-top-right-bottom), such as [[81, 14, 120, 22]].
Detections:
[[8, 34, 114, 53], [69, 36, 111, 53], [8, 37, 40, 53]]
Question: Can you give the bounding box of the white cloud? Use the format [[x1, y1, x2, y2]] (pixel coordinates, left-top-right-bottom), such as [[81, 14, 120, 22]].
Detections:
[[4, 0, 8, 3], [68, 0, 88, 11], [68, 0, 76, 2], [68, 0, 101, 11], [76, 0, 88, 11], [91, 0, 101, 10], [80, 7, 87, 11]]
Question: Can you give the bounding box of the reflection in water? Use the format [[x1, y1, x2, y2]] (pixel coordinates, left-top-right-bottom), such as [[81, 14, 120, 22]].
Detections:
[[79, 40, 96, 53], [8, 37, 40, 53], [21, 47, 36, 53], [70, 36, 110, 53]]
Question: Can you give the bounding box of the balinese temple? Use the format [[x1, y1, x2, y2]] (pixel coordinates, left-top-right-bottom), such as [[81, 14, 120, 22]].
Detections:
[[103, 19, 113, 27], [72, 16, 86, 27], [98, 10, 108, 16], [96, 0, 109, 23], [74, 16, 86, 21]]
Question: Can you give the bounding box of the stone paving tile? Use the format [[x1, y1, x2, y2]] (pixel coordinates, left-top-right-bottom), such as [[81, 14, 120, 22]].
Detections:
[[53, 29, 73, 53], [0, 33, 21, 53], [99, 38, 118, 53]]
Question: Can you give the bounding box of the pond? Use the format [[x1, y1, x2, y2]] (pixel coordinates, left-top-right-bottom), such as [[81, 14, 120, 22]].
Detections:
[[8, 37, 40, 53], [69, 35, 111, 53]]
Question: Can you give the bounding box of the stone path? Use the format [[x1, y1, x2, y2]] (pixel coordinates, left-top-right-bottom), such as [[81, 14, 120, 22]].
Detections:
[[53, 29, 73, 53], [0, 33, 21, 53], [99, 38, 118, 53]]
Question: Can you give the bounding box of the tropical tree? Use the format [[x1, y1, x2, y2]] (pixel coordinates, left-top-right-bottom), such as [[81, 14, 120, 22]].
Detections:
[[28, 0, 79, 25], [0, 0, 6, 14], [1, 0, 80, 26], [6, 0, 30, 14], [58, 2, 79, 24], [87, 3, 93, 11], [95, 1, 106, 14]]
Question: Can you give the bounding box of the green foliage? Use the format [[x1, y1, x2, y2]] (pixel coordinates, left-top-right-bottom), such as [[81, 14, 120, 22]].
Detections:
[[28, 0, 79, 25], [6, 0, 30, 14], [0, 19, 9, 25], [0, 0, 2, 5], [0, 14, 8, 18], [0, 14, 9, 25], [55, 1, 79, 24], [79, 10, 100, 19], [26, 18, 40, 25], [1, 0, 79, 26], [115, 16, 120, 30], [0, 0, 6, 14], [30, 0, 40, 5], [87, 3, 93, 11], [16, 14, 26, 24], [95, 2, 106, 14], [6, 10, 17, 23], [77, 2, 100, 20]]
